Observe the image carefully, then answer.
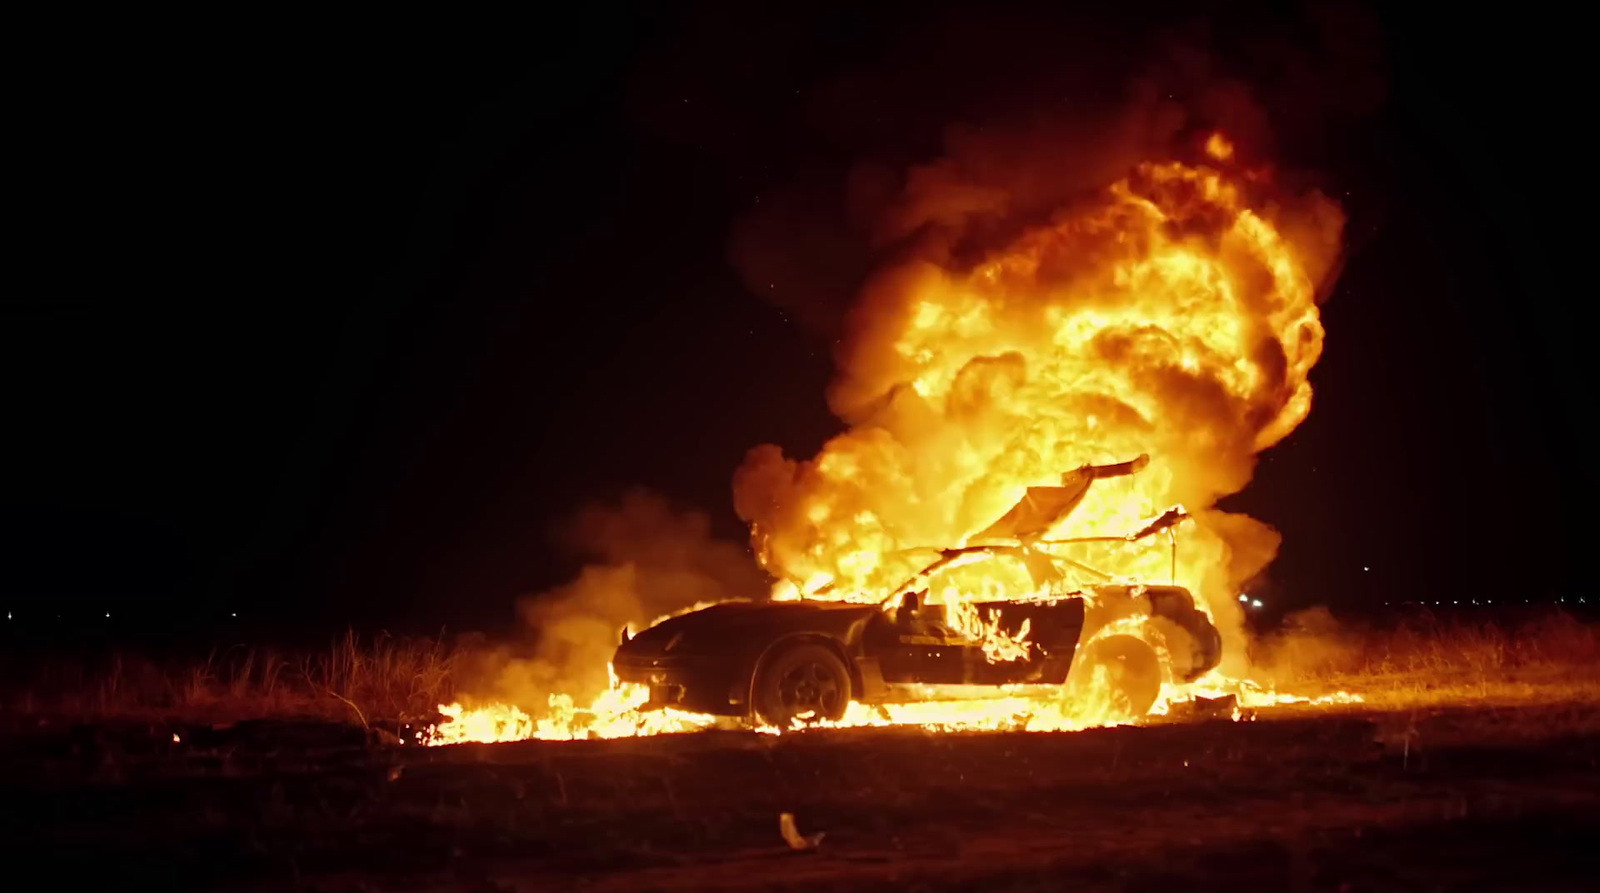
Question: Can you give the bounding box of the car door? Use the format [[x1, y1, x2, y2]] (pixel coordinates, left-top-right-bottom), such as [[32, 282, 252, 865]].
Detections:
[[870, 592, 971, 685], [963, 597, 1086, 685]]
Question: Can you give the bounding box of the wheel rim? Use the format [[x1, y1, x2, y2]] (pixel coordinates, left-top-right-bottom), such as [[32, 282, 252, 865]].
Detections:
[[1102, 654, 1141, 713], [1077, 635, 1161, 719], [777, 660, 841, 721]]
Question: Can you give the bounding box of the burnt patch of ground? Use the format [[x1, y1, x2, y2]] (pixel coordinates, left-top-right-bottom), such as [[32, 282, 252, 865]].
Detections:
[[3, 702, 1598, 891]]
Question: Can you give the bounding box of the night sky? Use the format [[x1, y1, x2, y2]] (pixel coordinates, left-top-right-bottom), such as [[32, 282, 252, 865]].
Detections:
[[5, 2, 1589, 637]]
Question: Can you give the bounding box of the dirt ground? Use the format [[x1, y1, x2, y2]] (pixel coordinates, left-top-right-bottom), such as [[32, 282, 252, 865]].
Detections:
[[4, 700, 1598, 892]]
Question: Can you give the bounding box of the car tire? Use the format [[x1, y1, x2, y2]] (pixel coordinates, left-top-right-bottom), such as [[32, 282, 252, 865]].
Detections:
[[1072, 634, 1162, 719], [753, 642, 852, 728]]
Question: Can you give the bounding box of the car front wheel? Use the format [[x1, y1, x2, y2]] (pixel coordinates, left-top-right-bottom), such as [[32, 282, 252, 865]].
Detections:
[[753, 642, 852, 728], [1071, 633, 1162, 719]]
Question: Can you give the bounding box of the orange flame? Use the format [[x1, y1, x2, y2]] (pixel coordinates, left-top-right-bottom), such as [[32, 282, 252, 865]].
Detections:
[[423, 667, 1361, 744], [735, 153, 1343, 640], [427, 138, 1350, 745], [1205, 131, 1235, 161]]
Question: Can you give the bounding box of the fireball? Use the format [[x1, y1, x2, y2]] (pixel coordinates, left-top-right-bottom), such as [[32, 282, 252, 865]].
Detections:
[[429, 136, 1350, 745]]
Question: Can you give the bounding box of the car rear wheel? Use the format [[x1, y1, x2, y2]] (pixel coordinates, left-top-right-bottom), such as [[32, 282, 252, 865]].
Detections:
[[1072, 634, 1162, 719], [754, 642, 852, 728]]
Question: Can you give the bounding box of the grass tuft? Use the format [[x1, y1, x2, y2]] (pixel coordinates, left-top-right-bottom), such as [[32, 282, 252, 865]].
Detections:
[[1250, 608, 1600, 709], [7, 631, 462, 725]]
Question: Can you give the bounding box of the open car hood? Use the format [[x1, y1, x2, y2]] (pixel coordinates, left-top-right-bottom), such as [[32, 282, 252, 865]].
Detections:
[[970, 454, 1150, 542], [884, 454, 1180, 599]]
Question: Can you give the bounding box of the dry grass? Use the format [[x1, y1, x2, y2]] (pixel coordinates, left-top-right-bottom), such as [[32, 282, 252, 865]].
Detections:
[[9, 610, 1598, 728], [7, 631, 462, 725], [1250, 608, 1600, 709]]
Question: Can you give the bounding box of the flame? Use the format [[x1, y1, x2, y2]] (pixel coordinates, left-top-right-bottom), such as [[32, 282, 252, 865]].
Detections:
[[1205, 131, 1235, 161], [425, 139, 1350, 746], [735, 152, 1342, 633], [423, 666, 1361, 745], [423, 599, 1361, 747], [947, 599, 1033, 662], [423, 668, 731, 746]]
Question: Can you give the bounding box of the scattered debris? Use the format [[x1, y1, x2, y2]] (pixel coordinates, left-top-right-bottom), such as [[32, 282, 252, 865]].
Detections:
[[779, 812, 824, 851], [1373, 713, 1422, 770], [1189, 693, 1239, 720], [1155, 693, 1243, 724]]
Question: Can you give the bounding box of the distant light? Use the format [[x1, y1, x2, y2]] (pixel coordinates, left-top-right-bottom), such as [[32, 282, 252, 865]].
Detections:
[[1363, 566, 1370, 572], [231, 612, 237, 618], [105, 612, 111, 618], [1251, 599, 1264, 609], [5, 611, 10, 620], [1237, 594, 1249, 602], [172, 733, 180, 743]]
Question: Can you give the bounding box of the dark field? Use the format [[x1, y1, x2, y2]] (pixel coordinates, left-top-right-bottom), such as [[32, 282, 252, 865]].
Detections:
[[5, 698, 1599, 892]]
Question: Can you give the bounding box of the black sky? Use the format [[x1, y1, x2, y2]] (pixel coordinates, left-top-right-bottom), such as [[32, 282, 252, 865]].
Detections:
[[5, 2, 1590, 635]]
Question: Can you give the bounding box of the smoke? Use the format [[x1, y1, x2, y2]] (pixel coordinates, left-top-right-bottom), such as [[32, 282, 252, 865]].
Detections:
[[1249, 606, 1364, 686], [730, 69, 1347, 666], [727, 169, 883, 340], [455, 8, 1379, 709], [716, 2, 1381, 342], [459, 491, 766, 709]]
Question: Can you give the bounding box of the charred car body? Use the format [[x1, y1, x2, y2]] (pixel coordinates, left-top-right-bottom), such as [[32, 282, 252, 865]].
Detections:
[[614, 456, 1223, 727]]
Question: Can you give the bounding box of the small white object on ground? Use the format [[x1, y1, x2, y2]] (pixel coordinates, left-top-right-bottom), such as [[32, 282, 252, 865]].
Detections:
[[779, 812, 824, 850]]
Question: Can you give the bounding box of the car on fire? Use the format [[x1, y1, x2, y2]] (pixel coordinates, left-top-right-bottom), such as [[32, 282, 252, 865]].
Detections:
[[613, 455, 1223, 727]]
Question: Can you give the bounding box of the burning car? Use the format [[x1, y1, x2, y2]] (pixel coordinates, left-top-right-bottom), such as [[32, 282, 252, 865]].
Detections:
[[613, 455, 1222, 727]]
